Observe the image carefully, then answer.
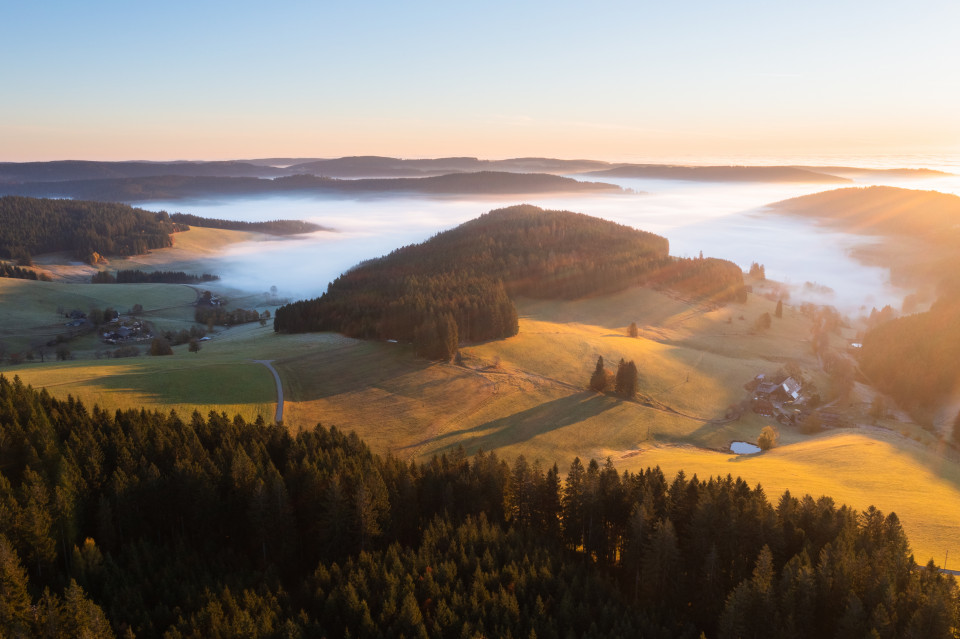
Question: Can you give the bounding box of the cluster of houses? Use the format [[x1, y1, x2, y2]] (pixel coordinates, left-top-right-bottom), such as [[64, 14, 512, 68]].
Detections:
[[748, 374, 813, 425], [102, 321, 151, 344], [64, 310, 86, 327], [198, 291, 224, 307]]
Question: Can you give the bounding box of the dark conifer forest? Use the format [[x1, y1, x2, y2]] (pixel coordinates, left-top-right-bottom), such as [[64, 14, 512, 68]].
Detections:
[[0, 263, 48, 281], [859, 295, 960, 409], [0, 196, 181, 263], [274, 205, 746, 357], [91, 270, 220, 285], [0, 197, 325, 266], [0, 374, 954, 638], [166, 213, 327, 235]]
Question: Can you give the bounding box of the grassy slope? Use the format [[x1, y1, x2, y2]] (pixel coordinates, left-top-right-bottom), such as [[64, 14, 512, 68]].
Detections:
[[0, 279, 198, 351], [619, 432, 960, 564], [0, 321, 330, 423], [31, 226, 263, 282], [3, 273, 960, 563], [276, 286, 825, 461]]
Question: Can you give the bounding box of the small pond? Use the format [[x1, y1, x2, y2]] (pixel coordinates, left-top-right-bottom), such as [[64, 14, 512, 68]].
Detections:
[[731, 441, 761, 455]]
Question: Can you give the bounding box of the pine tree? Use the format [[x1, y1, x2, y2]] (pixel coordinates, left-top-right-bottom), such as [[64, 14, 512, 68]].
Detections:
[[614, 359, 627, 396], [0, 535, 34, 637], [628, 322, 639, 338], [438, 312, 459, 360], [775, 299, 783, 319], [615, 359, 638, 398], [589, 356, 608, 392], [561, 458, 586, 550], [625, 361, 639, 398]]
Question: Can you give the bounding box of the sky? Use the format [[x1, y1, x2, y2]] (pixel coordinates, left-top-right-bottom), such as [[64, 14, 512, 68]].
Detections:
[[2, 0, 959, 163]]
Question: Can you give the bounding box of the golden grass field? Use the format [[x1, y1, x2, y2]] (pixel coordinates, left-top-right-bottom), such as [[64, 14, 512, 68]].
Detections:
[[3, 236, 960, 564], [613, 431, 960, 565]]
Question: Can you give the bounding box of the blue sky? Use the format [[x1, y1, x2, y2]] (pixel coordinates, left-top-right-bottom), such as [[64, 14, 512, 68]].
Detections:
[[2, 0, 958, 161]]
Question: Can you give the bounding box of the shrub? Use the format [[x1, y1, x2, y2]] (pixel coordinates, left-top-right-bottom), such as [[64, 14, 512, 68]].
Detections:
[[149, 337, 173, 356], [758, 425, 779, 451]]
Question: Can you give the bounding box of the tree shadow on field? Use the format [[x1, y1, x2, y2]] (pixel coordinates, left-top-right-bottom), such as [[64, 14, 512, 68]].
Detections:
[[275, 342, 438, 400], [417, 391, 617, 457]]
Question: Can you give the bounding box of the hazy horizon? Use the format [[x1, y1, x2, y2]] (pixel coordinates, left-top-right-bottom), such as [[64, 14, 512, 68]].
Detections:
[[3, 152, 959, 173]]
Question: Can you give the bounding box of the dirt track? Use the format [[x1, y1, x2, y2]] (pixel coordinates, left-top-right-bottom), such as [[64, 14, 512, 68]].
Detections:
[[253, 359, 284, 422]]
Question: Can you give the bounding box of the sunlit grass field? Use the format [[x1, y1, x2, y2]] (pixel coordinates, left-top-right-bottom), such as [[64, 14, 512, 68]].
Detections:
[[614, 431, 960, 565], [4, 273, 960, 566]]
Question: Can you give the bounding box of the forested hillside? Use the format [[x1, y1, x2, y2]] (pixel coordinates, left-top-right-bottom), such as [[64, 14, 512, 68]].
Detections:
[[0, 263, 48, 281], [0, 172, 620, 201], [584, 165, 851, 183], [0, 196, 324, 266], [0, 196, 182, 263], [273, 205, 745, 357], [860, 295, 960, 409], [0, 160, 288, 182], [772, 186, 960, 239], [91, 269, 220, 284], [167, 212, 327, 235], [0, 374, 954, 637], [784, 188, 960, 411]]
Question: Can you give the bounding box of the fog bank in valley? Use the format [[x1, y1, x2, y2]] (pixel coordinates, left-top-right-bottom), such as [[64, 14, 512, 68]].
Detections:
[[138, 170, 960, 315]]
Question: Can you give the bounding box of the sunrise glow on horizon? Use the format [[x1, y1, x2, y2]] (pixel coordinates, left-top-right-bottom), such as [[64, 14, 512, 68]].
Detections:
[[2, 1, 958, 163]]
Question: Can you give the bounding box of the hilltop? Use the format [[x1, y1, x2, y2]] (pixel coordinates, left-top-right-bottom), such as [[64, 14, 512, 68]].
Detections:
[[284, 155, 612, 177], [771, 185, 960, 238], [0, 196, 326, 264], [274, 204, 744, 356], [583, 164, 852, 183], [0, 159, 288, 182]]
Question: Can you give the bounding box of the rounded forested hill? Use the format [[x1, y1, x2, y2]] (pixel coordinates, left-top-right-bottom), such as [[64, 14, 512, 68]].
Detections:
[[0, 196, 327, 265], [274, 205, 745, 355], [0, 196, 180, 263]]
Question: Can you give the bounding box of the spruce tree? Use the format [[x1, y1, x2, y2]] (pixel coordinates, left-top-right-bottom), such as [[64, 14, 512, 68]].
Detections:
[[589, 356, 608, 392], [624, 360, 639, 398], [615, 359, 638, 398], [629, 322, 639, 338], [614, 358, 627, 396], [775, 299, 783, 318]]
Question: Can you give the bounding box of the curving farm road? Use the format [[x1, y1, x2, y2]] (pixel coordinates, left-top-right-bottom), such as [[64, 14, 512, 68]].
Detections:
[[252, 360, 284, 422]]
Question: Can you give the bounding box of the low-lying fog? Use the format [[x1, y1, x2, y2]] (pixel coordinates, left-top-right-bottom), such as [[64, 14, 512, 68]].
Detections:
[[138, 170, 960, 316]]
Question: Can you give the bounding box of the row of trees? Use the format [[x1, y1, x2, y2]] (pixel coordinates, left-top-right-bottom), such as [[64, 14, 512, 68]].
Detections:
[[590, 356, 639, 398], [167, 212, 324, 235], [1, 373, 952, 637], [194, 306, 265, 327], [275, 206, 745, 357], [0, 262, 50, 281], [91, 270, 219, 284]]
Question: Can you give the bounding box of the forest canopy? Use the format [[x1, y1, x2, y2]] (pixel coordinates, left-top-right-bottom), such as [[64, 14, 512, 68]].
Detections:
[[0, 196, 326, 265], [0, 374, 954, 638], [274, 205, 746, 356], [0, 196, 181, 262], [167, 212, 328, 235]]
